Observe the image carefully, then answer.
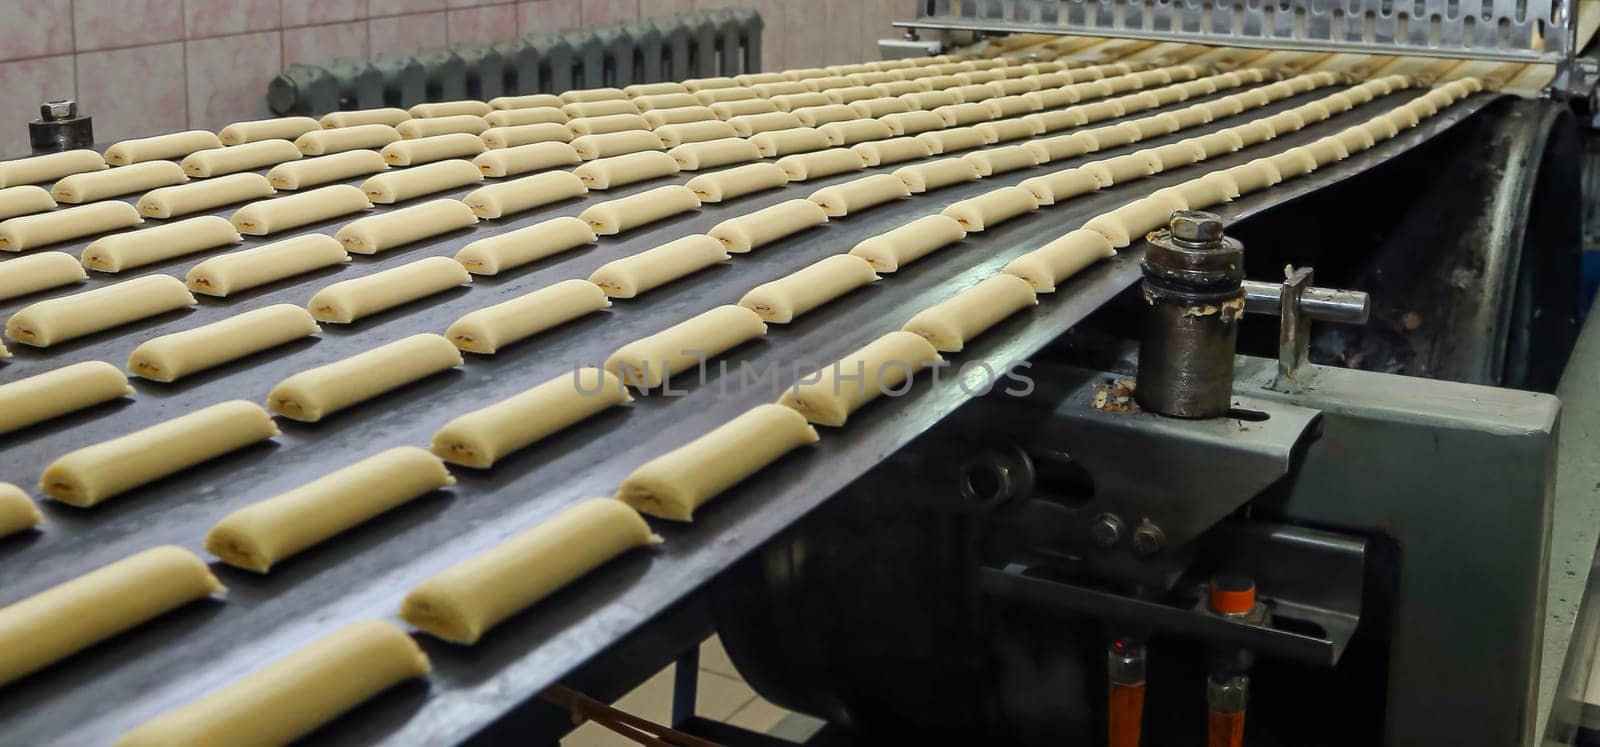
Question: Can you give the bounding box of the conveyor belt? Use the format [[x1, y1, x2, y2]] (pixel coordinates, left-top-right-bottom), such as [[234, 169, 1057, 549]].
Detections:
[[0, 86, 1493, 745]]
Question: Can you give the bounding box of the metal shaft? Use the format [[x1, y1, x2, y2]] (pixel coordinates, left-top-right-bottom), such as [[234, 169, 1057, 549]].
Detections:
[[1241, 280, 1370, 324]]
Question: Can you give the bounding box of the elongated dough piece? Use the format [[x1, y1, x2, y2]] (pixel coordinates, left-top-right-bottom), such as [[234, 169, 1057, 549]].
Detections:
[[818, 118, 894, 147], [848, 214, 966, 272], [775, 149, 865, 182], [709, 199, 828, 253], [0, 185, 55, 220], [590, 234, 728, 298], [490, 93, 563, 109], [853, 137, 933, 167], [268, 150, 389, 190], [52, 161, 187, 203], [474, 140, 582, 177], [218, 116, 320, 145], [685, 76, 740, 92], [685, 162, 788, 203], [562, 87, 630, 104], [411, 100, 493, 119], [605, 305, 766, 388], [181, 139, 302, 177], [942, 186, 1038, 232], [485, 106, 568, 127], [7, 274, 195, 347], [562, 99, 640, 118], [711, 99, 780, 118], [579, 185, 699, 235], [792, 104, 859, 127], [42, 400, 277, 505], [231, 184, 371, 235], [964, 145, 1038, 177], [336, 198, 477, 253], [382, 132, 487, 166], [104, 130, 223, 165], [751, 81, 810, 98], [396, 115, 489, 139], [0, 361, 132, 435], [901, 90, 960, 110], [1083, 153, 1160, 188], [881, 110, 948, 136], [618, 404, 818, 521], [446, 278, 608, 352], [0, 546, 223, 686], [320, 107, 411, 128], [401, 498, 658, 644], [361, 159, 483, 204], [574, 113, 655, 137], [642, 105, 719, 127], [455, 216, 595, 275], [850, 97, 910, 118], [779, 330, 942, 426], [669, 137, 762, 171], [808, 173, 910, 217], [727, 111, 805, 137], [294, 124, 401, 155], [308, 256, 470, 323], [894, 158, 981, 194], [0, 200, 142, 252], [739, 254, 877, 323], [0, 483, 40, 538], [186, 234, 348, 297], [0, 251, 85, 301], [138, 173, 274, 218], [0, 149, 105, 188], [432, 368, 630, 468], [1002, 228, 1118, 292], [267, 333, 461, 421], [903, 274, 1037, 352], [654, 119, 738, 146], [917, 126, 989, 156], [466, 171, 586, 219], [128, 304, 319, 382], [626, 81, 689, 97], [975, 118, 1039, 144], [206, 447, 452, 572], [573, 150, 678, 189], [634, 92, 702, 111], [481, 122, 574, 149], [82, 216, 241, 272], [571, 130, 665, 160], [738, 72, 788, 86], [1083, 193, 1188, 247]]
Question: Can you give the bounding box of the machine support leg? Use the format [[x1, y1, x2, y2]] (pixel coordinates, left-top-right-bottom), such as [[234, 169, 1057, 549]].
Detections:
[[671, 646, 700, 728]]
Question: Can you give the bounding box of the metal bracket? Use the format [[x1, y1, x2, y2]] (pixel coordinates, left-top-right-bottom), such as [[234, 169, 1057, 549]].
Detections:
[[1274, 267, 1315, 393], [1240, 268, 1371, 393]]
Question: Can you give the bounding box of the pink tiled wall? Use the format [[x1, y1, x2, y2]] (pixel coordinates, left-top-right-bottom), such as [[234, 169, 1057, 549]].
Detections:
[[0, 0, 917, 158]]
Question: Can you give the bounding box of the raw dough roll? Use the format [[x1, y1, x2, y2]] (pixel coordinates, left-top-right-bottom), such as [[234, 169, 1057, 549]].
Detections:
[[1168, 175, 1236, 210], [308, 256, 471, 323], [0, 546, 223, 686], [778, 330, 942, 427], [696, 87, 758, 105], [1002, 229, 1119, 292], [481, 122, 574, 149], [432, 368, 630, 468], [941, 186, 1039, 231], [1183, 130, 1245, 159], [1083, 193, 1188, 247], [751, 126, 832, 157], [411, 100, 494, 118], [562, 99, 640, 119], [736, 72, 787, 86], [295, 123, 402, 155], [626, 81, 689, 97], [81, 216, 241, 272], [976, 118, 1040, 144], [1360, 116, 1401, 142], [642, 105, 719, 127], [218, 116, 321, 145], [915, 127, 989, 155], [1167, 105, 1214, 130], [361, 159, 483, 204], [752, 81, 810, 98], [848, 214, 966, 272], [0, 149, 106, 188], [604, 305, 766, 388], [490, 93, 563, 110], [231, 184, 371, 236], [903, 274, 1037, 352], [561, 87, 631, 104], [1084, 122, 1139, 150], [992, 78, 1041, 96], [396, 115, 490, 140], [52, 161, 188, 203], [0, 185, 55, 220], [589, 235, 729, 297], [320, 107, 411, 128], [894, 158, 981, 193], [267, 333, 461, 422], [446, 278, 608, 352], [1307, 135, 1351, 165], [7, 274, 195, 347], [571, 130, 664, 160], [186, 234, 349, 297], [1222, 160, 1283, 195], [42, 400, 277, 505], [775, 148, 865, 181], [0, 483, 40, 538], [727, 111, 805, 137], [466, 170, 586, 218], [268, 150, 389, 190], [1137, 141, 1205, 171], [0, 251, 85, 301], [336, 198, 478, 254], [792, 104, 859, 127], [709, 198, 828, 253], [474, 141, 582, 177], [933, 102, 995, 127], [128, 304, 319, 382], [853, 137, 933, 167], [0, 361, 132, 436], [1083, 153, 1161, 187], [580, 185, 699, 235], [566, 114, 650, 137], [684, 162, 789, 202], [1023, 87, 1077, 111], [573, 150, 679, 189], [1269, 147, 1319, 179], [983, 95, 1037, 119], [635, 92, 704, 111], [1023, 109, 1090, 135], [964, 145, 1039, 177], [454, 216, 596, 275], [104, 130, 223, 165], [1019, 168, 1100, 206], [400, 498, 658, 644], [808, 173, 910, 217], [738, 254, 878, 323], [668, 137, 762, 170], [710, 99, 779, 118], [382, 132, 488, 166], [485, 106, 569, 127], [850, 97, 910, 118], [951, 84, 1001, 103], [618, 404, 819, 521], [138, 173, 275, 218], [206, 447, 453, 572], [1026, 131, 1096, 162], [818, 119, 894, 147], [654, 119, 738, 147], [870, 80, 925, 97], [181, 139, 302, 177], [770, 92, 832, 111], [900, 90, 960, 110], [684, 76, 740, 92]]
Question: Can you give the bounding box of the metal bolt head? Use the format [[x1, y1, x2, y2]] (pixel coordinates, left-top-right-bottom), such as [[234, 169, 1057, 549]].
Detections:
[[40, 99, 76, 121], [1130, 518, 1165, 556], [1090, 513, 1124, 547], [1168, 210, 1224, 244]]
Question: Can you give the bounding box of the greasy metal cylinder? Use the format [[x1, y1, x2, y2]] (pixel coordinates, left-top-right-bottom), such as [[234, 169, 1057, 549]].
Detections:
[[1135, 211, 1245, 418], [29, 100, 93, 154]]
